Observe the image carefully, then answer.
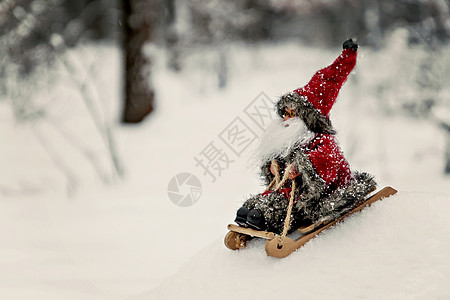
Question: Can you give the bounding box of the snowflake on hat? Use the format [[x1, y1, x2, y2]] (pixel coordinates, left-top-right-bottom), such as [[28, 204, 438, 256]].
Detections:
[[235, 39, 376, 234]]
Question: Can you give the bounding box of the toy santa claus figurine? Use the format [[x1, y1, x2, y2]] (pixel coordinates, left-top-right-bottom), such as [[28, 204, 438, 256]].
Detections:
[[235, 39, 376, 234]]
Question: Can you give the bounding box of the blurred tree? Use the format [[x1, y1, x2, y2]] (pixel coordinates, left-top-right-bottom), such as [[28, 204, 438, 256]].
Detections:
[[1, 0, 449, 176], [0, 0, 118, 75], [372, 29, 450, 175], [121, 0, 155, 123], [0, 0, 124, 192], [404, 47, 450, 174], [267, 0, 449, 47], [166, 0, 278, 88], [161, 0, 180, 71]]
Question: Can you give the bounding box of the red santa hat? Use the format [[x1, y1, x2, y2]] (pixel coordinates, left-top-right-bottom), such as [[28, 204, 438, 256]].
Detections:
[[276, 39, 358, 134]]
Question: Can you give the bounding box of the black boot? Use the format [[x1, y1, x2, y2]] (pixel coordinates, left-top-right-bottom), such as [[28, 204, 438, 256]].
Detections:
[[246, 209, 267, 231], [234, 207, 250, 227]]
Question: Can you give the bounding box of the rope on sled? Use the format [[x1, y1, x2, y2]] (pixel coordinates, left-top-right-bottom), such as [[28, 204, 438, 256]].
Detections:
[[265, 160, 281, 192], [279, 179, 295, 247], [275, 163, 292, 192], [265, 161, 296, 247], [266, 160, 293, 193]]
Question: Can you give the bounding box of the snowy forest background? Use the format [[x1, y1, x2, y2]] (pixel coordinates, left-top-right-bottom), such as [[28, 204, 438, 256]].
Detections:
[[1, 1, 450, 299]]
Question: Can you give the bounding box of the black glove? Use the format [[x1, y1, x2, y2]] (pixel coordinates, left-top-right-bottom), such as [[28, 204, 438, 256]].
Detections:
[[343, 39, 358, 51]]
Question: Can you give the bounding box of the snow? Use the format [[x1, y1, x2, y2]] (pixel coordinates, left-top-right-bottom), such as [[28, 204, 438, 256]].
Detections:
[[1, 40, 450, 299], [138, 192, 450, 300]]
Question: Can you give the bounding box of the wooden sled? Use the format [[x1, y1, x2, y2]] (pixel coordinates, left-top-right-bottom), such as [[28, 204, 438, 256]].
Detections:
[[225, 186, 398, 258]]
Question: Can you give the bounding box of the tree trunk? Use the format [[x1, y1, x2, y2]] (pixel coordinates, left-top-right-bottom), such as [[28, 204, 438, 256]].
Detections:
[[445, 130, 450, 175], [122, 0, 155, 123]]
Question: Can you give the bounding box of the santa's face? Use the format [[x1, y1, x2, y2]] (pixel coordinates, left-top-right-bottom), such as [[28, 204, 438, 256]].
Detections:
[[282, 107, 296, 122], [253, 111, 316, 165]]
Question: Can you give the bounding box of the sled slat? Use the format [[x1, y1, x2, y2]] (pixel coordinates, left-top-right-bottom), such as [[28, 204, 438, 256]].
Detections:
[[227, 224, 275, 240]]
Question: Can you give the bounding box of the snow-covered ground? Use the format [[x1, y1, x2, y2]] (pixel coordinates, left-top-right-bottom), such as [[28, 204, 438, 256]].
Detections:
[[1, 40, 449, 299], [139, 192, 450, 300]]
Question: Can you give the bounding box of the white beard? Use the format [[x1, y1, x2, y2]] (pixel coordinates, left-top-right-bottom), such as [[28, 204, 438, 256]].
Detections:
[[253, 117, 316, 166]]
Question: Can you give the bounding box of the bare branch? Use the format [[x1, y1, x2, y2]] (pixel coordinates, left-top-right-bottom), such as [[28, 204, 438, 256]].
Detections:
[[31, 124, 78, 197]]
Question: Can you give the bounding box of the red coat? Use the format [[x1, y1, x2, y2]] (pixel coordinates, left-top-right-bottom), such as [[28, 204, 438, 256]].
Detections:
[[301, 133, 352, 188]]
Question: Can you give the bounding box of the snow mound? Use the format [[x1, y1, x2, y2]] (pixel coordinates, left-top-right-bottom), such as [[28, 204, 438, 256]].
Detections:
[[135, 192, 450, 300]]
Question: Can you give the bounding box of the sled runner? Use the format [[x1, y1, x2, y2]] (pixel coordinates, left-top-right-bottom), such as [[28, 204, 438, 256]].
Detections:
[[225, 186, 397, 258]]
